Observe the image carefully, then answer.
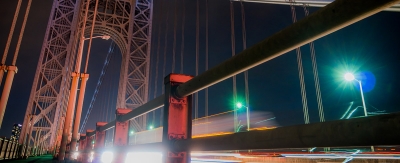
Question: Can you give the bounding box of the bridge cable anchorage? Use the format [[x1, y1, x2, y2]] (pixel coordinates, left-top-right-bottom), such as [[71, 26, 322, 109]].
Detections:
[[289, 0, 310, 124], [240, 0, 251, 129], [302, 3, 325, 122], [80, 43, 115, 133], [230, 1, 239, 132]]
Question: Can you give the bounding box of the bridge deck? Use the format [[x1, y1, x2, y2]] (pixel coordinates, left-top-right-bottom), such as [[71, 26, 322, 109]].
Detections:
[[0, 155, 76, 163]]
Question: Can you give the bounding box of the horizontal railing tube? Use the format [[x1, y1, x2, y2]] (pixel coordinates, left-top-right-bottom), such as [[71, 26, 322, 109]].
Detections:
[[82, 0, 400, 140], [174, 112, 400, 151], [174, 0, 400, 98], [87, 95, 165, 137]]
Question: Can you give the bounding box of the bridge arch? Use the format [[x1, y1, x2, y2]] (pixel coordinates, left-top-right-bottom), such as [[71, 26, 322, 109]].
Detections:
[[20, 0, 153, 150]]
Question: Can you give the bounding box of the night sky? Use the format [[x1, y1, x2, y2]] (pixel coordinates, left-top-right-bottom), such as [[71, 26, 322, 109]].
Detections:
[[0, 0, 399, 138]]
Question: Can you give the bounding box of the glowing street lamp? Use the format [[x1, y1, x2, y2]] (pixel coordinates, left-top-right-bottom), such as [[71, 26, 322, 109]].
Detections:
[[344, 72, 367, 117], [236, 102, 250, 131]]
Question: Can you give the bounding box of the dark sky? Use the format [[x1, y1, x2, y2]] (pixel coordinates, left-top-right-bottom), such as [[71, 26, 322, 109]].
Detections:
[[0, 0, 399, 137]]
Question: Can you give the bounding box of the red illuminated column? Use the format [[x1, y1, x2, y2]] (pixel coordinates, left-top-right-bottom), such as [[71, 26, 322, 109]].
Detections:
[[92, 122, 106, 162], [95, 122, 107, 148], [77, 134, 86, 162], [84, 130, 94, 163], [163, 73, 193, 163], [113, 108, 130, 162]]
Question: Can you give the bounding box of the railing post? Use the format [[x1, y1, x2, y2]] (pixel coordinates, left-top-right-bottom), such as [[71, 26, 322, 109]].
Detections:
[[7, 141, 14, 159], [77, 134, 86, 162], [163, 74, 193, 163], [0, 138, 4, 159], [113, 108, 130, 162], [92, 122, 106, 162], [4, 139, 10, 159], [85, 130, 94, 163]]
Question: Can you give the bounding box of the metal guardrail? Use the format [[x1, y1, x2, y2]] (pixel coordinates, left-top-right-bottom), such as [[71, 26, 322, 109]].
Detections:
[[87, 0, 400, 137], [0, 138, 21, 160], [75, 0, 400, 162]]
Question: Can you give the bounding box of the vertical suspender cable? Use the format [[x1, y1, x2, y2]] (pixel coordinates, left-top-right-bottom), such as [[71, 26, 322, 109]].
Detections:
[[205, 0, 209, 132], [195, 0, 200, 121], [172, 0, 178, 73], [230, 1, 239, 132], [240, 0, 250, 111], [162, 0, 169, 94], [2, 0, 22, 65], [154, 0, 164, 126], [161, 0, 170, 125], [303, 4, 325, 122], [12, 0, 32, 66], [1, 0, 22, 85], [180, 0, 186, 74], [289, 1, 309, 124], [84, 0, 99, 73], [0, 0, 22, 91], [0, 0, 32, 128]]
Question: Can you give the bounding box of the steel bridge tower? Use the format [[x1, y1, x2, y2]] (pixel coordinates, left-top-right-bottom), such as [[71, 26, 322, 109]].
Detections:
[[19, 0, 153, 151]]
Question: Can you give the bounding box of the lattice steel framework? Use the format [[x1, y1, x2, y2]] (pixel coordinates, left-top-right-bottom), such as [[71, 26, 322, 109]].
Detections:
[[20, 0, 153, 150]]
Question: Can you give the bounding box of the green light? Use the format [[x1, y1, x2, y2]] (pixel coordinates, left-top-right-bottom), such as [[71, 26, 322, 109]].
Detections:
[[92, 140, 95, 144], [149, 125, 154, 130], [236, 102, 243, 109], [130, 131, 134, 134]]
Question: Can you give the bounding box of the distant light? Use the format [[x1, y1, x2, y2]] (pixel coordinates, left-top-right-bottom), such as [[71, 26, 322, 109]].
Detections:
[[101, 35, 111, 40], [126, 152, 162, 163], [149, 125, 153, 130], [236, 102, 243, 109], [344, 72, 355, 81], [101, 151, 114, 163], [130, 130, 134, 135]]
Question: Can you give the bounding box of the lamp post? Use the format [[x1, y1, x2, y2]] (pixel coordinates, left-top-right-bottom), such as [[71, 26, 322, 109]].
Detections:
[[236, 102, 250, 131], [344, 73, 367, 116], [344, 72, 373, 152]]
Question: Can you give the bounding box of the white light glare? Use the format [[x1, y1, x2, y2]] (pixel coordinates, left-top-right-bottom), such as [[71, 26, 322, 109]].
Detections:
[[101, 151, 114, 163], [344, 72, 355, 81], [125, 152, 162, 163]]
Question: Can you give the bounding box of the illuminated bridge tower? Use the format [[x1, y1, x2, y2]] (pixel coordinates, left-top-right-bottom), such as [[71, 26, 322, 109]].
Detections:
[[19, 0, 153, 151]]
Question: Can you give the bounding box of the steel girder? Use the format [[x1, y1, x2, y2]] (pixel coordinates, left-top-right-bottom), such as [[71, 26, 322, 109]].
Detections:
[[233, 0, 400, 12], [21, 0, 153, 149]]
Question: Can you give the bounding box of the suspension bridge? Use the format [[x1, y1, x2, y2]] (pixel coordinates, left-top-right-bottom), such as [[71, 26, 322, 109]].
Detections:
[[0, 0, 399, 162]]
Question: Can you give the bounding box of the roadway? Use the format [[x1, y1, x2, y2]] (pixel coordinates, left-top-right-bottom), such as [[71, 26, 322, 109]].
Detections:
[[0, 155, 76, 163]]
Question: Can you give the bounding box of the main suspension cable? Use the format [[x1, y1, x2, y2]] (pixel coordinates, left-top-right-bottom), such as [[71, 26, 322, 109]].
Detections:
[[80, 42, 116, 133]]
